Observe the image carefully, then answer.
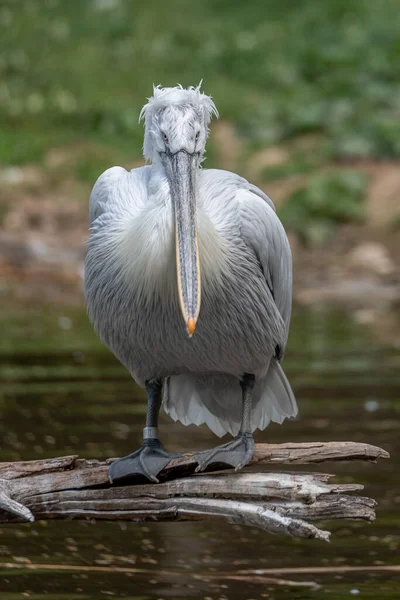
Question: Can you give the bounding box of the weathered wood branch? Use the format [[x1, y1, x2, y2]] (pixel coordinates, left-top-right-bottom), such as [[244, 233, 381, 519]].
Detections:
[[0, 441, 389, 541]]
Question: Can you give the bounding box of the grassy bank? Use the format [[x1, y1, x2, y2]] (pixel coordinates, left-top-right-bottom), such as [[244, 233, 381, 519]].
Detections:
[[1, 0, 400, 162], [0, 0, 400, 244]]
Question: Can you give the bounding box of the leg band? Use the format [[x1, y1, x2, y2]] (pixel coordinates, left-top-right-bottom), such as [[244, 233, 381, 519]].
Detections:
[[143, 426, 159, 440]]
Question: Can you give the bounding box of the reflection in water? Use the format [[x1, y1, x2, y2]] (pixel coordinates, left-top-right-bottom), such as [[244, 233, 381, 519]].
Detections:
[[0, 307, 399, 599]]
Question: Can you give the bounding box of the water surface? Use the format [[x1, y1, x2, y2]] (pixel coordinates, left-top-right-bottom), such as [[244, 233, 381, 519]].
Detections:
[[0, 306, 399, 599]]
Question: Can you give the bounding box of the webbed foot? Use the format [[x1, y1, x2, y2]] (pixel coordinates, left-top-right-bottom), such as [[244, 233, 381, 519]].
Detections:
[[193, 432, 255, 472], [109, 439, 182, 483]]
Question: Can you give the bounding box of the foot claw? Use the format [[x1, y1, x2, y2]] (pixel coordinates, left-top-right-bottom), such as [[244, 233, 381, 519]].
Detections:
[[194, 433, 254, 472], [109, 441, 182, 483]]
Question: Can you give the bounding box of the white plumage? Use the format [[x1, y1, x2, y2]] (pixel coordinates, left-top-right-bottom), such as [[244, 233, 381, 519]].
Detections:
[[84, 84, 297, 478]]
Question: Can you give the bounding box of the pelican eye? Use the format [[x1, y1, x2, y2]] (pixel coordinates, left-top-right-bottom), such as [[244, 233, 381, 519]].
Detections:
[[195, 131, 200, 141], [162, 133, 169, 143]]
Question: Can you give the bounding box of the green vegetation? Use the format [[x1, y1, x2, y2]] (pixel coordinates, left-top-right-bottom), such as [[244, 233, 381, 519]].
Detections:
[[0, 0, 398, 232], [1, 0, 399, 159], [279, 170, 367, 244]]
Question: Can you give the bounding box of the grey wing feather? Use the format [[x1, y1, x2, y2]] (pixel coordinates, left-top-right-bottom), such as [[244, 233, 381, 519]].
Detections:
[[246, 182, 277, 212], [88, 166, 128, 224], [202, 168, 276, 212], [237, 185, 292, 346]]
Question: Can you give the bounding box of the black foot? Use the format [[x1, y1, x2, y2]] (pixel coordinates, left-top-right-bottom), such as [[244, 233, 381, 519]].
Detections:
[[109, 440, 182, 483], [194, 432, 255, 473]]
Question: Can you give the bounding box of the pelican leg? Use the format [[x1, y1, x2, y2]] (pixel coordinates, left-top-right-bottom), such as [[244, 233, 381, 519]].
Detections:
[[109, 378, 181, 483], [194, 373, 255, 472]]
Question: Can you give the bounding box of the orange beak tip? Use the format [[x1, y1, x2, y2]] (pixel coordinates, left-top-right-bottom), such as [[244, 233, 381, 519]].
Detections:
[[187, 318, 196, 337]]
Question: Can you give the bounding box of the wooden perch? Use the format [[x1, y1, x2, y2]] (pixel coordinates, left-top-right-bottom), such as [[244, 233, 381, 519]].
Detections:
[[0, 441, 389, 542]]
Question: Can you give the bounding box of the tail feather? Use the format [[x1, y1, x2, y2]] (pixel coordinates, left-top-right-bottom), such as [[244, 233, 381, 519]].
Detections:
[[163, 361, 298, 438]]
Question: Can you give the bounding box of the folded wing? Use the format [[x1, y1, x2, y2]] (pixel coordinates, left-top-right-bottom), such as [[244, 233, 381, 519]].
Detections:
[[237, 183, 292, 349]]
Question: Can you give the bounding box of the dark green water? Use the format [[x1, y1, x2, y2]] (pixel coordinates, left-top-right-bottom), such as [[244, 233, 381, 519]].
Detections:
[[0, 306, 399, 599]]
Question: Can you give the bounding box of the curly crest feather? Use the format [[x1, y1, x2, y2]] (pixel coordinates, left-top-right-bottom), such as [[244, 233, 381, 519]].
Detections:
[[139, 84, 218, 161]]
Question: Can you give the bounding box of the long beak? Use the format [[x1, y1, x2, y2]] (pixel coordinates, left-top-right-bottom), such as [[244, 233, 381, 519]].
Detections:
[[167, 150, 201, 337]]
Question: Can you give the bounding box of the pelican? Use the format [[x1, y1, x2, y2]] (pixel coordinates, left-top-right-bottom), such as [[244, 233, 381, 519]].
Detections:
[[84, 84, 297, 483]]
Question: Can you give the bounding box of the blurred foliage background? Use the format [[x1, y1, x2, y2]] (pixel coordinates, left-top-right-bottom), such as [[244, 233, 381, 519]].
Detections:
[[2, 0, 400, 159], [0, 0, 399, 293]]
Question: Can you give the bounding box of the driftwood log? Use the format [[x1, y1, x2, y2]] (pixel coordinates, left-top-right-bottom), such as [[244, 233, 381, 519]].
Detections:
[[0, 441, 389, 542]]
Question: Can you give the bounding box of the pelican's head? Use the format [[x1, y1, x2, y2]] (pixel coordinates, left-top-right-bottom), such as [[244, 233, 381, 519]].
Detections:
[[140, 85, 218, 336], [140, 84, 218, 164]]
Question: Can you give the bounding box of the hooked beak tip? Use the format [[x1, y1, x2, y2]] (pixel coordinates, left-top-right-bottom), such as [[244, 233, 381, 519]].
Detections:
[[187, 318, 197, 337]]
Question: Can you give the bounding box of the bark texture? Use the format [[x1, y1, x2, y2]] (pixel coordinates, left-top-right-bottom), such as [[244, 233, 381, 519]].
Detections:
[[0, 441, 389, 541]]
